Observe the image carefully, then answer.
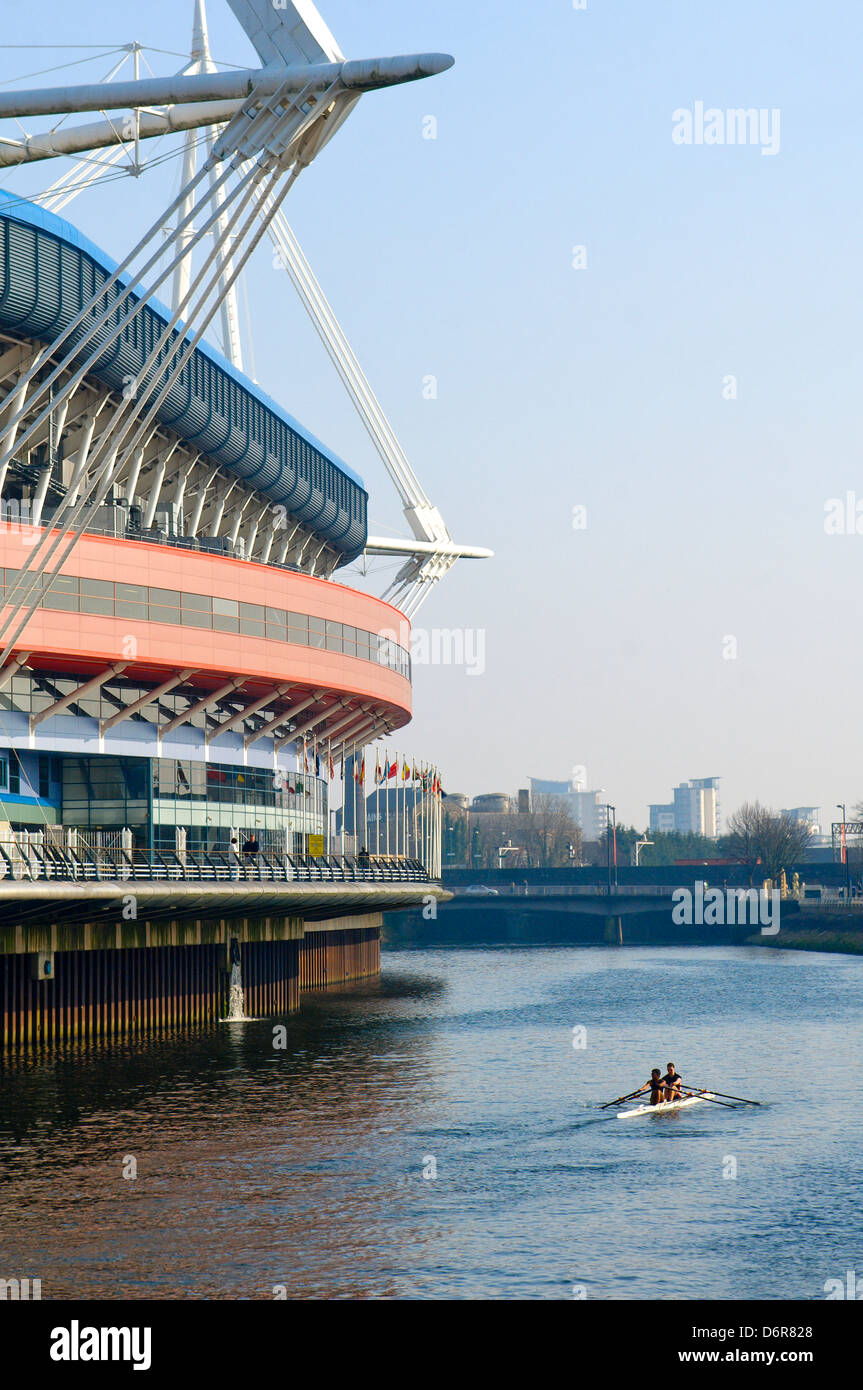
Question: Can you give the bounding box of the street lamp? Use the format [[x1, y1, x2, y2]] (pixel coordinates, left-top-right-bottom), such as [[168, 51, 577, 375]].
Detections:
[[603, 804, 617, 895], [634, 836, 653, 867], [837, 803, 850, 900]]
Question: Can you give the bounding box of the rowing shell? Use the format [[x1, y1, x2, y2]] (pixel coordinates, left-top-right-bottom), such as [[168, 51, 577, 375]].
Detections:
[[617, 1091, 716, 1119]]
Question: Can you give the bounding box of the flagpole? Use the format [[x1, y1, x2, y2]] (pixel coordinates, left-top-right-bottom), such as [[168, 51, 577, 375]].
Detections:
[[373, 750, 378, 859]]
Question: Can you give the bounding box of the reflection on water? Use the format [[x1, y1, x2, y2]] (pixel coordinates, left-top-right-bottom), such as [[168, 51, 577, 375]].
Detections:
[[0, 947, 860, 1299]]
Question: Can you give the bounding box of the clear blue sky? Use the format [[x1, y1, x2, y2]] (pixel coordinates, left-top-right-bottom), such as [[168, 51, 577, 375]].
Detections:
[[0, 0, 860, 829]]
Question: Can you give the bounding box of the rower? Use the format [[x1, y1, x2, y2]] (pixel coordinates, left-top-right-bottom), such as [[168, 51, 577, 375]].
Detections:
[[662, 1062, 684, 1102], [633, 1069, 666, 1107]]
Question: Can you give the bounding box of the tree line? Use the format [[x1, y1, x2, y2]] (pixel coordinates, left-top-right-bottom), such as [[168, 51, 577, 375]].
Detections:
[[444, 796, 816, 878]]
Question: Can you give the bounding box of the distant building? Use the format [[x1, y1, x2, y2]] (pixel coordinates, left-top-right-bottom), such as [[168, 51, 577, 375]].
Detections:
[[471, 793, 512, 814], [782, 806, 821, 832], [649, 777, 721, 838], [529, 778, 609, 840], [446, 792, 470, 811]]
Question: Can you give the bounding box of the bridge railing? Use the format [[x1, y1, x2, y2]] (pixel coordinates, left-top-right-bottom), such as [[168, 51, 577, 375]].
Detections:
[[448, 883, 680, 898], [0, 845, 433, 886]]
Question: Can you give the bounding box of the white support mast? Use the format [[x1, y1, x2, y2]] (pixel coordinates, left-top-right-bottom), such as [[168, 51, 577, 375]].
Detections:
[[1, 0, 485, 619]]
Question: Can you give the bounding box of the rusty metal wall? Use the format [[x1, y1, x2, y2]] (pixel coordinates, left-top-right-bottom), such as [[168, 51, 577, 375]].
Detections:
[[299, 927, 381, 990], [0, 926, 381, 1047]]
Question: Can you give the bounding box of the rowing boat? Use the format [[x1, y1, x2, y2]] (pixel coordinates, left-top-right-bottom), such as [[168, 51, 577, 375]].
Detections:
[[617, 1091, 716, 1119]]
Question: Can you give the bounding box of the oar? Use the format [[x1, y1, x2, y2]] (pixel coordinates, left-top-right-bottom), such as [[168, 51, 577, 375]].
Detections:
[[600, 1088, 643, 1110], [686, 1091, 736, 1109], [683, 1085, 762, 1106]]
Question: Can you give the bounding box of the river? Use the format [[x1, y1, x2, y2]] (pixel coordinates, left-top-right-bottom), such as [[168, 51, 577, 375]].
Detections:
[[0, 945, 859, 1299]]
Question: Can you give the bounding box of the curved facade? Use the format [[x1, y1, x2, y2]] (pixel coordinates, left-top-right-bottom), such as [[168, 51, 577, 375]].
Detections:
[[0, 193, 368, 564], [0, 201, 414, 856]]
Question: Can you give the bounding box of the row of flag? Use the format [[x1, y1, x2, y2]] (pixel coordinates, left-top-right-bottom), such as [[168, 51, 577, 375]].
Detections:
[[295, 740, 442, 794]]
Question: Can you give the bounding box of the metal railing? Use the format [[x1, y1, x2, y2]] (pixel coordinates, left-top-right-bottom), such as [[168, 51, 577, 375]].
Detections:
[[0, 844, 434, 885]]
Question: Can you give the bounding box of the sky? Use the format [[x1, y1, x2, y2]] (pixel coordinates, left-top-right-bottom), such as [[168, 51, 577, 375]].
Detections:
[[0, 0, 860, 829]]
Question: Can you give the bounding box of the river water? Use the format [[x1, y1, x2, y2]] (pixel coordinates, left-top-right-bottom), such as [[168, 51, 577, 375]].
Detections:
[[0, 945, 860, 1300]]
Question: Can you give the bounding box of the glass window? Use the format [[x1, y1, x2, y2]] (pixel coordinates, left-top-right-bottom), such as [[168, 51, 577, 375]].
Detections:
[[266, 620, 287, 641], [309, 616, 325, 649], [214, 614, 239, 633], [150, 588, 179, 608], [80, 578, 114, 615], [287, 613, 308, 644], [116, 600, 147, 620], [0, 758, 7, 790], [239, 602, 265, 621], [182, 592, 211, 612], [355, 631, 371, 661], [326, 621, 343, 652], [116, 582, 146, 602], [239, 619, 265, 637], [182, 608, 211, 629], [213, 597, 238, 617], [47, 574, 79, 596]]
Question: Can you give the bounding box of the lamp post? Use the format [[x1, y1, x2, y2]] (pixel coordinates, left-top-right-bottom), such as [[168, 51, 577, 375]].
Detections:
[[837, 803, 850, 901], [634, 836, 653, 867], [603, 804, 617, 895]]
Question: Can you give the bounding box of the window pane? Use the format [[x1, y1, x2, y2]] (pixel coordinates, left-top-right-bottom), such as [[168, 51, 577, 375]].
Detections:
[[214, 614, 239, 633], [150, 588, 179, 608], [48, 574, 79, 596], [81, 594, 114, 615], [116, 582, 146, 602], [181, 609, 211, 629], [213, 596, 238, 617], [81, 578, 114, 598], [239, 602, 264, 621], [182, 591, 211, 612], [116, 600, 147, 620]]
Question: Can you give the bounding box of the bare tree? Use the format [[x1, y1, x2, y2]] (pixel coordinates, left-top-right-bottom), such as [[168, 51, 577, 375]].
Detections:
[[521, 794, 582, 868], [725, 801, 812, 882]]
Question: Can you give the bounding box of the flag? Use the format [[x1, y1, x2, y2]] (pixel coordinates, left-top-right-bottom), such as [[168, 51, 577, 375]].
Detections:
[[401, 761, 410, 781], [375, 759, 383, 785], [329, 754, 335, 779], [387, 759, 398, 780]]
